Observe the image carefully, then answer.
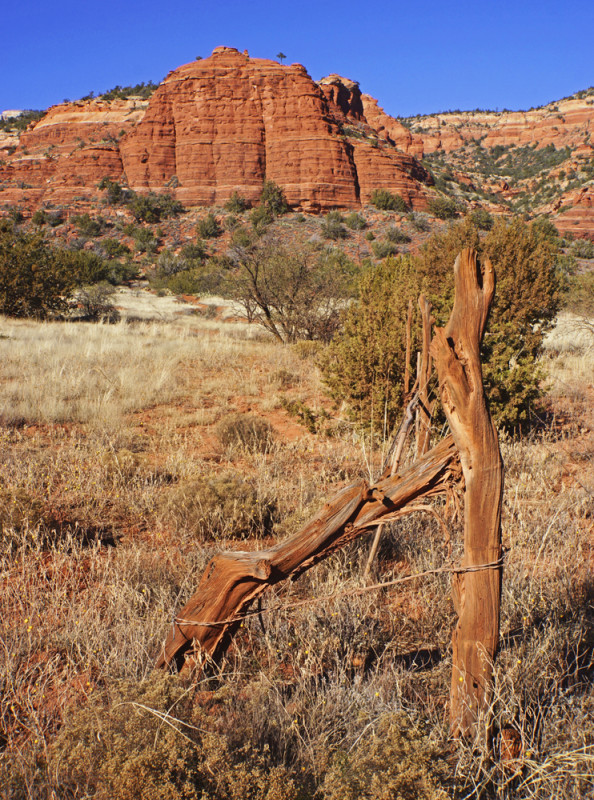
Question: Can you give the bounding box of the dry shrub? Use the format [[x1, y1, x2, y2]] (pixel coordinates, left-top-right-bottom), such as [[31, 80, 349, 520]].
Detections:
[[162, 471, 277, 540], [50, 674, 201, 800], [292, 340, 322, 360], [0, 487, 67, 554], [216, 413, 275, 452], [0, 427, 161, 548], [99, 447, 147, 482], [272, 368, 298, 389], [49, 673, 301, 800], [321, 712, 450, 800], [0, 750, 49, 800], [0, 487, 49, 533]]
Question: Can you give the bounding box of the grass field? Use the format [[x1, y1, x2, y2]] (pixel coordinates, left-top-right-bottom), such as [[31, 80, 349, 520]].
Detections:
[[1, 302, 593, 799]]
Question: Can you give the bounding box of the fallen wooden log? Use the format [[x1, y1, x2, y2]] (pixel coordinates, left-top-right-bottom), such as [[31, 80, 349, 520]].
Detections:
[[156, 434, 460, 671]]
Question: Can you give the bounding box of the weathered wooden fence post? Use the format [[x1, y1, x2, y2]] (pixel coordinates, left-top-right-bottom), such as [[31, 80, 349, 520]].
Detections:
[[157, 247, 503, 743], [431, 248, 503, 738]]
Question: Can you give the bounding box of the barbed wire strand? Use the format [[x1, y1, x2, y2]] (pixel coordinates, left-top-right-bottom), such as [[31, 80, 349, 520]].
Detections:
[[174, 556, 505, 629]]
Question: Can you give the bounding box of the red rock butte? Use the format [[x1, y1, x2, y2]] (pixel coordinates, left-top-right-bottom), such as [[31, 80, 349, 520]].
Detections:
[[0, 47, 433, 212]]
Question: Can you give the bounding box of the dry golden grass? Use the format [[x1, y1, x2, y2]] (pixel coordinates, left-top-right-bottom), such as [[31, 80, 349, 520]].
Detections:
[[0, 316, 195, 426], [0, 310, 593, 798], [0, 309, 312, 428]]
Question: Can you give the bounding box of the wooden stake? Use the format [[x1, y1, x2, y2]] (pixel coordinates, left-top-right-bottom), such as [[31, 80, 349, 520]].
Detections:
[[416, 295, 434, 458], [403, 297, 413, 396]]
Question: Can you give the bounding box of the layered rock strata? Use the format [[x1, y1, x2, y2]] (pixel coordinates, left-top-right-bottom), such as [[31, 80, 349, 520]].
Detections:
[[409, 96, 594, 154], [0, 99, 146, 207], [119, 49, 432, 210], [0, 48, 432, 212]]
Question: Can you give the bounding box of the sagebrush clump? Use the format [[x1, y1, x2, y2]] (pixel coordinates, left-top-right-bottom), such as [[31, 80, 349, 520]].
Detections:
[[216, 413, 275, 452], [427, 195, 459, 219], [49, 674, 301, 800], [322, 713, 451, 800], [162, 469, 277, 540]]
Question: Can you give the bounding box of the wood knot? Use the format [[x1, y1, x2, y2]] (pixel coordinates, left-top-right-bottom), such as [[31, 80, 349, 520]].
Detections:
[[364, 487, 388, 504]]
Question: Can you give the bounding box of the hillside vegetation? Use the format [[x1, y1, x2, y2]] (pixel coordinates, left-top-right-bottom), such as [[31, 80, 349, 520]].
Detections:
[[0, 229, 593, 798]]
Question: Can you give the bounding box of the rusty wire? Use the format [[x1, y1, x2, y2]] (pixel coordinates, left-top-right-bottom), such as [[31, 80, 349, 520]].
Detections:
[[173, 555, 505, 629]]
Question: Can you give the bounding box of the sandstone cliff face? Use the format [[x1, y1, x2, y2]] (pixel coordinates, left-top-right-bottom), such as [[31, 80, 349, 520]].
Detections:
[[360, 94, 424, 158], [315, 73, 432, 208], [120, 49, 363, 210], [405, 93, 594, 237], [0, 48, 432, 212], [409, 96, 594, 154], [0, 131, 19, 155], [21, 98, 147, 150], [317, 74, 365, 120], [317, 76, 425, 157], [350, 140, 431, 206], [554, 186, 594, 239], [120, 49, 432, 210], [0, 99, 146, 208]]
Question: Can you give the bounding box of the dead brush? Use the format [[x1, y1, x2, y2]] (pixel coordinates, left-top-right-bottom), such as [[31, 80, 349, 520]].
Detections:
[[47, 672, 302, 800], [0, 426, 162, 545], [215, 413, 275, 453], [159, 470, 278, 541], [0, 527, 216, 796], [321, 712, 450, 800], [201, 529, 456, 782]]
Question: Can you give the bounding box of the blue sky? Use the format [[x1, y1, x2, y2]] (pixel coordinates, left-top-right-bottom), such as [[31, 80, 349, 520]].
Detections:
[[1, 0, 592, 118]]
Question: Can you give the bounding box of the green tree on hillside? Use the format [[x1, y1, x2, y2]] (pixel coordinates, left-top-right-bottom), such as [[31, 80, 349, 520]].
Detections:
[[259, 179, 289, 216], [322, 216, 564, 431], [0, 225, 135, 319], [98, 177, 126, 205], [249, 180, 289, 234], [0, 227, 74, 318], [369, 189, 408, 212], [197, 212, 222, 239]]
